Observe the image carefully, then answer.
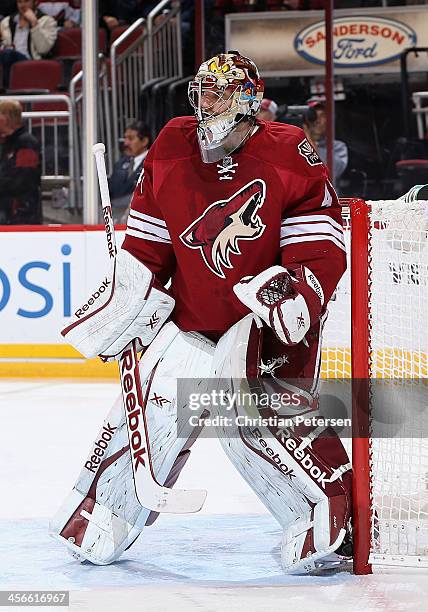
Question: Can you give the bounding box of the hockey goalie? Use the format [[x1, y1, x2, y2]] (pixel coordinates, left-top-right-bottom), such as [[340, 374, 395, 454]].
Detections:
[[50, 51, 352, 574]]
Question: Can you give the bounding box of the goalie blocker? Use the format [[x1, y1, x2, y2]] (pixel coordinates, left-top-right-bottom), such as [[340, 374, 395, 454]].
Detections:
[[61, 249, 175, 360]]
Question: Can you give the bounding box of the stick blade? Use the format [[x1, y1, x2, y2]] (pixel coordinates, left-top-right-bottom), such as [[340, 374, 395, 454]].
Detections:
[[137, 486, 207, 514]]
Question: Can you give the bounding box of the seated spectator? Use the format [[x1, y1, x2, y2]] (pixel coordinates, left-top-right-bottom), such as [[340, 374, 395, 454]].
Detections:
[[258, 98, 278, 121], [37, 2, 81, 29], [109, 120, 150, 223], [303, 100, 348, 183], [0, 0, 58, 88], [99, 0, 145, 33], [0, 99, 41, 224]]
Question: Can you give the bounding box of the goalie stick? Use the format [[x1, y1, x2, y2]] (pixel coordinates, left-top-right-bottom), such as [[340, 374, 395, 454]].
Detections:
[[92, 142, 207, 514]]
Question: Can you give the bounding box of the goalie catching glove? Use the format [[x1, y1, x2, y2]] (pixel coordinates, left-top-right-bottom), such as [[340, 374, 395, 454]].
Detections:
[[233, 265, 324, 345], [61, 249, 175, 359]]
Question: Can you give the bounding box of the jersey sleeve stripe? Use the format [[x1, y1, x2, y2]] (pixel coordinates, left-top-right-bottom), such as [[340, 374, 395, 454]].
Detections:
[[281, 222, 345, 245], [280, 234, 346, 252], [127, 218, 171, 240], [128, 209, 168, 228], [126, 227, 172, 244], [281, 214, 344, 233]]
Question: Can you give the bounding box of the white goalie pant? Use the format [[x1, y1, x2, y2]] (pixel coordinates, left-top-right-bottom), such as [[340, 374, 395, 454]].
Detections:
[[211, 314, 351, 574], [50, 322, 215, 565]]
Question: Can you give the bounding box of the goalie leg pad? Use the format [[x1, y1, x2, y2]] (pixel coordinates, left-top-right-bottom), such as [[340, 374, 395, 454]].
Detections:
[[50, 322, 215, 564], [211, 315, 352, 574]]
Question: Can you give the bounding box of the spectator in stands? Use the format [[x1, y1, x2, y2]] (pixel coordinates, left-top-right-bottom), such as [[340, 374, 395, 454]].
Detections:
[[99, 0, 148, 33], [37, 2, 81, 29], [303, 100, 348, 183], [258, 98, 278, 121], [0, 99, 41, 224], [109, 120, 150, 223], [0, 0, 58, 88]]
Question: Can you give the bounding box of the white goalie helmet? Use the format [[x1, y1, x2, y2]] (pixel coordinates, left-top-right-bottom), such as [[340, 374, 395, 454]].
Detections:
[[188, 51, 264, 163]]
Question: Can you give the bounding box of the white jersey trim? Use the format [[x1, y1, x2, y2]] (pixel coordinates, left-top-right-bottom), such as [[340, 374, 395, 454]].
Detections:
[[281, 214, 344, 234], [126, 228, 172, 244], [281, 222, 345, 247], [280, 234, 346, 252], [128, 209, 168, 228], [127, 217, 171, 241]]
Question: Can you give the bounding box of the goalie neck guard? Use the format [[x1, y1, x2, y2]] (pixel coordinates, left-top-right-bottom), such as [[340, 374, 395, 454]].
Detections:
[[188, 51, 264, 163]]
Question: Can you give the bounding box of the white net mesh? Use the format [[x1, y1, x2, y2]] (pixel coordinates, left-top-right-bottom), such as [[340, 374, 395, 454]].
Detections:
[[321, 198, 428, 567]]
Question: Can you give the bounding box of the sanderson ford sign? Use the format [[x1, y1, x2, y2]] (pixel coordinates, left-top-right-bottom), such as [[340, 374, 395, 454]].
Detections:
[[226, 7, 427, 76], [295, 16, 416, 68]]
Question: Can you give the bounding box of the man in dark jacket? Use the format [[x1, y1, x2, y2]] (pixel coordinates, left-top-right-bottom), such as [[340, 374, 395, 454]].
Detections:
[[0, 99, 41, 224], [109, 120, 150, 222]]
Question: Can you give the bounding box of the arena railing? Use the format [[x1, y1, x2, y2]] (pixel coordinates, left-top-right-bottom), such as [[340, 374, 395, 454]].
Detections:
[[70, 56, 112, 210], [109, 4, 182, 161], [110, 17, 147, 161], [412, 91, 428, 140], [146, 0, 183, 82]]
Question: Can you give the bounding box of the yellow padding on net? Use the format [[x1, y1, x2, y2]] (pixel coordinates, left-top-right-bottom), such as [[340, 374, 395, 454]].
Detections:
[[320, 348, 428, 379]]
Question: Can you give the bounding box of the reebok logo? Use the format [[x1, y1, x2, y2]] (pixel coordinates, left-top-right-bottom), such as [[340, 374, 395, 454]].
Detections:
[[260, 354, 290, 374], [305, 270, 324, 305], [84, 423, 117, 473], [276, 427, 332, 489], [74, 279, 110, 318], [104, 206, 116, 259], [252, 428, 296, 479], [120, 347, 147, 472]]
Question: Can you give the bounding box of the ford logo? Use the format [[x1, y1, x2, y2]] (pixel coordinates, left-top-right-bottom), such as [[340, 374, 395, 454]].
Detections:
[[295, 16, 417, 68]]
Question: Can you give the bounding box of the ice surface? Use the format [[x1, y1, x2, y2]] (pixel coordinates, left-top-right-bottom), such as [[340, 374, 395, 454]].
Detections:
[[1, 380, 428, 612]]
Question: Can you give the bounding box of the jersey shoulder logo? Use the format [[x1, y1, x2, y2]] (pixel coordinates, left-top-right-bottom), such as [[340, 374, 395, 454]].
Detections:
[[298, 138, 322, 166], [180, 179, 266, 279]]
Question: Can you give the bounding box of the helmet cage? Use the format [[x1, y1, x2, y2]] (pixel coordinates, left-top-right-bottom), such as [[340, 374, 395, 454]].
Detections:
[[188, 53, 264, 163]]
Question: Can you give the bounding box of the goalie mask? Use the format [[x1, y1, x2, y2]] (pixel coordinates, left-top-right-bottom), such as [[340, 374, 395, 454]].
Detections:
[[188, 51, 264, 163]]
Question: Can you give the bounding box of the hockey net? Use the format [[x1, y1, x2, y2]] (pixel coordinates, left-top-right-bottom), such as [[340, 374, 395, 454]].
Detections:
[[321, 197, 428, 573]]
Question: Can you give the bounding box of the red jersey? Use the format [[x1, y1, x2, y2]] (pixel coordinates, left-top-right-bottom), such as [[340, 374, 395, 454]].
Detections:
[[122, 117, 346, 335]]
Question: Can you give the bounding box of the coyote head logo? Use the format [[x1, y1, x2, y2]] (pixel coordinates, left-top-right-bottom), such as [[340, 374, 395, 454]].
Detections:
[[180, 179, 266, 278]]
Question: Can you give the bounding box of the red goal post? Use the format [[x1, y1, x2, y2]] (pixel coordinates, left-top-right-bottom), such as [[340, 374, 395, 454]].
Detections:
[[324, 197, 428, 574]]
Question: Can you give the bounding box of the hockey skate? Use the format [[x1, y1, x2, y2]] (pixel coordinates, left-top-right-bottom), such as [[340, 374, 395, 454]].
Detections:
[[281, 519, 353, 575]]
